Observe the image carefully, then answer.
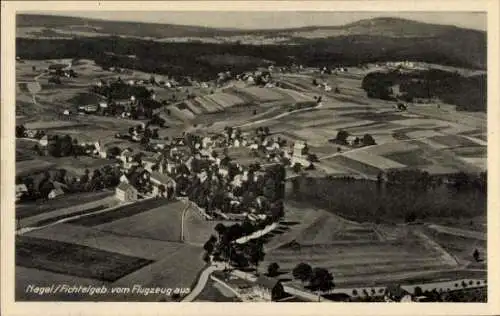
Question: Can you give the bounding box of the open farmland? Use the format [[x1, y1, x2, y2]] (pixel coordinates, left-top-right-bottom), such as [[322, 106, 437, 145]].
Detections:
[[93, 200, 187, 242], [66, 198, 171, 227], [16, 190, 114, 220], [183, 205, 237, 246], [16, 235, 154, 282], [261, 236, 455, 288], [16, 159, 56, 177], [420, 225, 486, 264], [16, 221, 206, 301]]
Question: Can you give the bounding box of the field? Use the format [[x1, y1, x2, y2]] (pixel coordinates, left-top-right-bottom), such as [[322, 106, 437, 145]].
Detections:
[[93, 200, 187, 242], [420, 225, 486, 264], [66, 198, 173, 227], [16, 159, 56, 177], [16, 203, 206, 301], [195, 278, 242, 302], [16, 235, 154, 282], [16, 190, 114, 220], [260, 212, 456, 288]]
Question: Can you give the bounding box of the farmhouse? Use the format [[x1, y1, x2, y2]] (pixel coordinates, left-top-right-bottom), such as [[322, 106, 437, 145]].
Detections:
[[252, 276, 285, 301], [115, 182, 138, 202]]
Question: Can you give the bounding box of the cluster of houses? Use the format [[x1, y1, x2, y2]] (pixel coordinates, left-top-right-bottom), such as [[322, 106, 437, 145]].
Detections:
[[111, 126, 314, 219]]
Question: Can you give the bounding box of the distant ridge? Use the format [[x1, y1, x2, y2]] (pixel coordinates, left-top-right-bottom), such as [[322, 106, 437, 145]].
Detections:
[[17, 14, 485, 38]]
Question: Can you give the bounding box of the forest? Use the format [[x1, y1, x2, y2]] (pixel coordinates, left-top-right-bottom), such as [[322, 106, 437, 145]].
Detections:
[[17, 33, 485, 82], [289, 170, 487, 224], [361, 69, 486, 112]]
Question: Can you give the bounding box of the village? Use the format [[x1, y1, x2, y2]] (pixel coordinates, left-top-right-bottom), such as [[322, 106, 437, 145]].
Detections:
[[15, 53, 487, 303]]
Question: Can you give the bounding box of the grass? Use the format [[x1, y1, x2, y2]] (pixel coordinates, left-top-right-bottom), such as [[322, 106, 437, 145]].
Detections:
[[113, 243, 205, 294], [324, 155, 382, 176], [16, 159, 56, 177], [450, 146, 486, 158], [195, 279, 242, 302], [94, 200, 186, 242], [33, 205, 107, 226], [261, 239, 449, 286], [66, 198, 171, 227], [421, 227, 486, 260], [16, 235, 154, 282], [16, 191, 114, 219], [347, 112, 406, 122], [384, 149, 431, 166], [429, 135, 481, 148]]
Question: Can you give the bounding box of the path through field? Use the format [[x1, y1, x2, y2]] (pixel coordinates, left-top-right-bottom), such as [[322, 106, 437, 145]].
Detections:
[[182, 263, 225, 302]]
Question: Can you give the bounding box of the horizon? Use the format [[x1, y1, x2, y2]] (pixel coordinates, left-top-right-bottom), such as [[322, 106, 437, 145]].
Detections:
[[22, 11, 487, 32]]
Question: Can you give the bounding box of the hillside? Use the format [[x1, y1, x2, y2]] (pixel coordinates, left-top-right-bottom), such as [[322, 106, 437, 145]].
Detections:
[[16, 14, 486, 71]]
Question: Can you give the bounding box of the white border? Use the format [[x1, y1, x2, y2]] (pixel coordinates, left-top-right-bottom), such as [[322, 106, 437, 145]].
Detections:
[[2, 1, 499, 316]]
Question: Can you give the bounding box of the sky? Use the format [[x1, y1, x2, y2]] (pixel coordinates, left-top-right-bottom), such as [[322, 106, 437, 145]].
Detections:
[[34, 11, 487, 31]]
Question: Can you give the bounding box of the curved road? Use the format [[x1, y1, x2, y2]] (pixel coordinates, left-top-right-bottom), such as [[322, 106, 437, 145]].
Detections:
[[182, 263, 226, 302]]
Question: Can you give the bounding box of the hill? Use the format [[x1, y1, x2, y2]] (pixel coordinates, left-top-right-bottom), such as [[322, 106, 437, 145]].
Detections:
[[16, 14, 486, 72]]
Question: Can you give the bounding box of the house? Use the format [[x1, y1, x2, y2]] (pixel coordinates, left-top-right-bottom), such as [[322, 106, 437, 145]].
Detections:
[[119, 174, 129, 184], [48, 188, 64, 199], [16, 184, 28, 201], [115, 182, 138, 202], [143, 153, 162, 172], [39, 135, 48, 147], [48, 63, 70, 74], [150, 172, 176, 198], [252, 276, 285, 301], [384, 285, 413, 302], [120, 149, 134, 164]]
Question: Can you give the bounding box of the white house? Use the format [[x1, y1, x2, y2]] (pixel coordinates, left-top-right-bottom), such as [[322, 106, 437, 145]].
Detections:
[[16, 184, 28, 201], [150, 172, 176, 198], [39, 135, 48, 147], [48, 188, 64, 199], [119, 174, 129, 184], [115, 182, 138, 202]]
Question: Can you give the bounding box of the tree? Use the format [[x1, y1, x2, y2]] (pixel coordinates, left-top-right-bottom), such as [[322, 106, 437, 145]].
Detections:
[[309, 268, 334, 292], [362, 134, 376, 146], [152, 129, 160, 139], [414, 286, 423, 297], [267, 262, 280, 277], [263, 177, 276, 201], [247, 241, 265, 272], [473, 249, 480, 262], [16, 125, 26, 138], [292, 263, 313, 283], [292, 163, 302, 173], [203, 235, 217, 254], [214, 223, 227, 241], [335, 130, 349, 144]]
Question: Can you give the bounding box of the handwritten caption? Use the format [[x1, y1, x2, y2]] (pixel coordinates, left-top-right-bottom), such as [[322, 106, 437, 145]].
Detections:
[[25, 284, 191, 296]]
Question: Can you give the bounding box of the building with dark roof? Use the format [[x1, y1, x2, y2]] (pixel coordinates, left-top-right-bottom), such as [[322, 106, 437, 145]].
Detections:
[[115, 182, 138, 202], [252, 276, 285, 301]]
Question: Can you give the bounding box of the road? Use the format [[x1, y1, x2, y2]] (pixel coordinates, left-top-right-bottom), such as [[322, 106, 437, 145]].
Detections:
[[179, 202, 190, 242], [182, 263, 226, 302], [15, 197, 154, 235]]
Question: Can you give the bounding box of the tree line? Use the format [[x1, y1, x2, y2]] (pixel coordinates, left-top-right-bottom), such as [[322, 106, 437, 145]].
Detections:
[[291, 170, 486, 223], [361, 69, 486, 112]]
